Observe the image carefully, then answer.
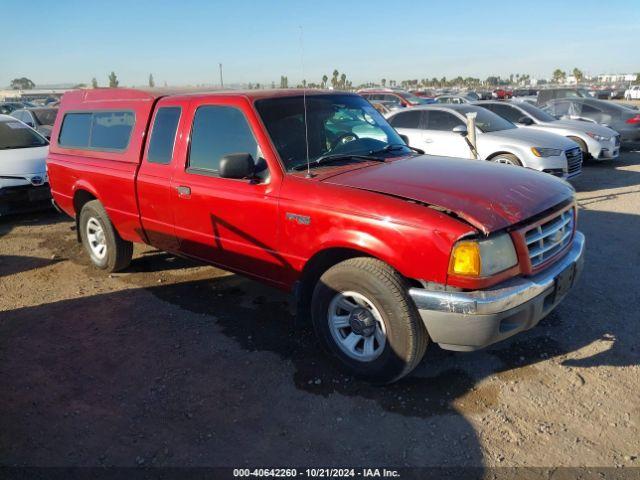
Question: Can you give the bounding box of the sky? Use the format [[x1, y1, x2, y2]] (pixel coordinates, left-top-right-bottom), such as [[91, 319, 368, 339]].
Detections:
[[1, 0, 638, 88]]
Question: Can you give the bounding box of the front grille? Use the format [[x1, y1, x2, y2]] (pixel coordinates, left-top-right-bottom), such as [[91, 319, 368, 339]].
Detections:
[[525, 208, 574, 268], [566, 147, 582, 177]]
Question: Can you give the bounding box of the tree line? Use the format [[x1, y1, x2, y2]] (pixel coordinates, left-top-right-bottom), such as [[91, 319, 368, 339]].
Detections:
[[7, 68, 640, 91]]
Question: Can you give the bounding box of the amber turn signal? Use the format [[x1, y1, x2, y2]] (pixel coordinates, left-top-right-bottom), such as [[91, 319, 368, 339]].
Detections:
[[449, 241, 481, 277]]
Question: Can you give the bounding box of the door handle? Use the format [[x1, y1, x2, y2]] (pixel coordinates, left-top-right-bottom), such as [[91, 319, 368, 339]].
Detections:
[[176, 185, 191, 198], [424, 138, 433, 143]]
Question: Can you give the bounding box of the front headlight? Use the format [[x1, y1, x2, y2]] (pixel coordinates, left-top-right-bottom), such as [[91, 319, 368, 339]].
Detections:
[[586, 132, 611, 142], [531, 147, 563, 157], [449, 233, 518, 277]]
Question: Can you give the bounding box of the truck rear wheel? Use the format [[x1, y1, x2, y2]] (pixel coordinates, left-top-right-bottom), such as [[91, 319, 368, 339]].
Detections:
[[79, 200, 133, 272], [311, 257, 428, 383]]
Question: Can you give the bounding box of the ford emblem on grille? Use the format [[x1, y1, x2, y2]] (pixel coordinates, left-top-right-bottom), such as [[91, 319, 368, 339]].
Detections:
[[30, 176, 44, 186]]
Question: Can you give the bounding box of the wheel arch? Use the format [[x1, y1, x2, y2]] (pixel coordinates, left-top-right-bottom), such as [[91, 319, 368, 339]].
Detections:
[[72, 187, 100, 242], [486, 150, 521, 161], [295, 244, 421, 325]]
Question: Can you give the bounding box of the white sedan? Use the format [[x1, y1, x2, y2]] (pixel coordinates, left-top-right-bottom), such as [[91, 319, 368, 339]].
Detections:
[[0, 114, 51, 215], [388, 104, 582, 179]]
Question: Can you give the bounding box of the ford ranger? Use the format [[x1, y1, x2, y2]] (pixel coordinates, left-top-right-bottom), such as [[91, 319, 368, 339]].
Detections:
[[47, 88, 585, 383]]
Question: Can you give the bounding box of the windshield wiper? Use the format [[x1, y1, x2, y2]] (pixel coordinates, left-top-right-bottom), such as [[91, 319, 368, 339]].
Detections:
[[368, 143, 424, 155], [292, 153, 385, 171]]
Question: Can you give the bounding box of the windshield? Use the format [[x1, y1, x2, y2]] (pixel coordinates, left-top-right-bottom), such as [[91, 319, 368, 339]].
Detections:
[[255, 94, 410, 171], [456, 106, 517, 133], [32, 108, 58, 126], [0, 120, 48, 149], [517, 102, 557, 122]]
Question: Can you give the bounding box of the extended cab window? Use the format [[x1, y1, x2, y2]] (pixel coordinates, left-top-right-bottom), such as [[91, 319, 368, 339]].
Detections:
[[59, 113, 92, 147], [147, 107, 181, 164], [188, 106, 258, 174], [90, 112, 135, 150], [58, 111, 134, 151]]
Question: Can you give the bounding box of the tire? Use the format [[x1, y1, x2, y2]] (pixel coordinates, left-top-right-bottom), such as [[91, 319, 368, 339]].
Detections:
[[491, 153, 522, 166], [311, 257, 428, 383], [567, 136, 590, 160], [79, 200, 133, 272]]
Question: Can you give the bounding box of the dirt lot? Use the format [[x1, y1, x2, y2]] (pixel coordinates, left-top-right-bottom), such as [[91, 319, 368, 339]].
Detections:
[[1, 150, 639, 471]]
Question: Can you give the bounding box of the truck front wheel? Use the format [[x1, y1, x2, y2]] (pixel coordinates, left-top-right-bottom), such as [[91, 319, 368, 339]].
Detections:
[[79, 200, 133, 272], [311, 257, 428, 383]]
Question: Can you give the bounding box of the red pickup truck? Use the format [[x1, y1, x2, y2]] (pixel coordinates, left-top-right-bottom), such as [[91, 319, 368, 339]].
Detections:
[[47, 88, 585, 383]]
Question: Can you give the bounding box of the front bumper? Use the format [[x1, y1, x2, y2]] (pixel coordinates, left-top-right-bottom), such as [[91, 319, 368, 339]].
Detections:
[[0, 183, 52, 216], [409, 231, 585, 351], [589, 136, 620, 160]]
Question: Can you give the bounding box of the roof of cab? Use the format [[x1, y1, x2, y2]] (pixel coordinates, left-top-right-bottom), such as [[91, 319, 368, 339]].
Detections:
[[60, 87, 352, 106]]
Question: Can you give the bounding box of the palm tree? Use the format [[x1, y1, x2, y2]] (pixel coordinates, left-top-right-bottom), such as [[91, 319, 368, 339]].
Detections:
[[572, 68, 584, 83], [340, 73, 347, 89], [322, 74, 328, 88], [381, 78, 386, 87], [552, 69, 566, 84], [331, 69, 339, 89]]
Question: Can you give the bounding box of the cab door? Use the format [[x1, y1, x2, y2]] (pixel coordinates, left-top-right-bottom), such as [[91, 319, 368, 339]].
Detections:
[[137, 98, 187, 252], [170, 97, 284, 286]]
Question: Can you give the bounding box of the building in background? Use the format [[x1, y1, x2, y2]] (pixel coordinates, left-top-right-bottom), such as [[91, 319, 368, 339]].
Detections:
[[0, 88, 71, 102]]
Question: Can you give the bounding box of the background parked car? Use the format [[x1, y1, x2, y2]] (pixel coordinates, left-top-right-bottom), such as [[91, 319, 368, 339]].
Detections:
[[513, 88, 538, 97], [475, 90, 493, 100], [409, 89, 436, 98], [609, 87, 626, 100], [536, 88, 592, 105], [625, 85, 640, 100], [0, 102, 27, 114], [10, 107, 58, 139], [491, 88, 512, 99], [369, 100, 402, 115], [0, 114, 51, 215], [541, 98, 640, 143], [477, 100, 620, 161], [434, 95, 473, 104], [387, 104, 582, 179], [358, 89, 435, 107]]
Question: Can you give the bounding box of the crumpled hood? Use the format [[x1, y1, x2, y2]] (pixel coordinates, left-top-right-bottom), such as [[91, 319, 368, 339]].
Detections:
[[324, 155, 574, 234], [486, 127, 578, 149]]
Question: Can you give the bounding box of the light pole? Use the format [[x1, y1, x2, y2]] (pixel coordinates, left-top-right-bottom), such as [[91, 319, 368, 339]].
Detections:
[[219, 63, 224, 88]]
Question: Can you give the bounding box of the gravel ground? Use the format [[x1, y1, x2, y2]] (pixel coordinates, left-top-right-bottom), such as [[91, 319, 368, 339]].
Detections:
[[1, 150, 639, 471]]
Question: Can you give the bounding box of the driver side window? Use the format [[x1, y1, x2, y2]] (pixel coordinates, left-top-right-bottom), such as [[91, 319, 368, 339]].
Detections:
[[188, 105, 260, 175]]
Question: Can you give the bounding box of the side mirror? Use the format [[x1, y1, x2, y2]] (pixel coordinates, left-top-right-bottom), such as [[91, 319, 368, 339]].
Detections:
[[452, 125, 468, 136], [399, 134, 410, 145], [219, 153, 255, 179], [25, 121, 34, 127], [518, 116, 534, 126]]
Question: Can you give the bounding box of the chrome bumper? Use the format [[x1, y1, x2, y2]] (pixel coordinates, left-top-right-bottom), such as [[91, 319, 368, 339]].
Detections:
[[409, 231, 585, 351]]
